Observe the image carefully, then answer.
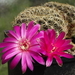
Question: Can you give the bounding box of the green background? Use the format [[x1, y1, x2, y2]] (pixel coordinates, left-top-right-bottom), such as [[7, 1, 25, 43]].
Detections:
[[0, 0, 75, 75]]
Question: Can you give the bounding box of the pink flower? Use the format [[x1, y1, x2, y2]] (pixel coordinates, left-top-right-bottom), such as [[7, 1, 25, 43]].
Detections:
[[0, 21, 45, 73], [38, 29, 74, 67]]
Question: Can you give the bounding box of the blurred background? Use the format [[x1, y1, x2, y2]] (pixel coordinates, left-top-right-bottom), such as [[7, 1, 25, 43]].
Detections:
[[0, 0, 75, 75]]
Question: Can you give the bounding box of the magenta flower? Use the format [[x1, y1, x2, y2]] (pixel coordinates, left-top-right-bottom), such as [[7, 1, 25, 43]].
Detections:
[[0, 21, 45, 73], [38, 29, 74, 67]]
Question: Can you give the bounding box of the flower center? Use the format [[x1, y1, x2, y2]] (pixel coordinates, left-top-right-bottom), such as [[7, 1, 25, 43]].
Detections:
[[20, 40, 30, 50], [51, 47, 56, 53]]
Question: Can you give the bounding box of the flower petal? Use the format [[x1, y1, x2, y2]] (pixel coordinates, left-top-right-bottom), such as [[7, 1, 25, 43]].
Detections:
[[37, 38, 46, 47], [59, 45, 73, 51], [21, 23, 26, 39], [10, 53, 22, 69], [62, 39, 71, 46], [2, 58, 11, 64], [30, 51, 45, 65], [54, 40, 65, 47], [57, 32, 65, 40], [54, 55, 63, 67], [25, 52, 34, 71], [30, 45, 40, 53], [27, 21, 34, 32], [1, 48, 18, 59], [44, 31, 49, 45], [59, 52, 74, 58], [21, 52, 27, 74], [48, 29, 56, 43], [1, 44, 18, 53], [37, 39, 47, 53], [30, 39, 39, 46], [9, 30, 19, 40], [28, 24, 40, 40], [4, 49, 21, 60], [54, 32, 65, 44], [13, 25, 21, 38], [3, 37, 18, 43], [0, 42, 12, 48], [46, 56, 53, 67], [30, 31, 44, 41]]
